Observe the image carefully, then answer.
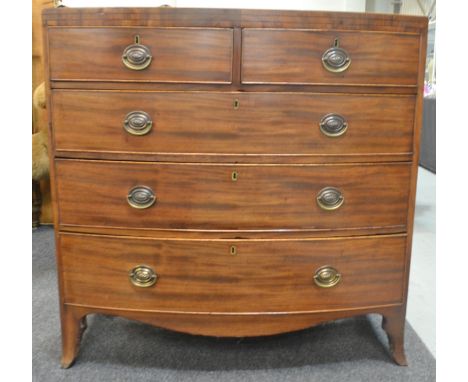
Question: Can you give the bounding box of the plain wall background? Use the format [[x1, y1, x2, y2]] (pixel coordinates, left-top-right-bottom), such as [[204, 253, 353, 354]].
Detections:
[[63, 0, 367, 12]]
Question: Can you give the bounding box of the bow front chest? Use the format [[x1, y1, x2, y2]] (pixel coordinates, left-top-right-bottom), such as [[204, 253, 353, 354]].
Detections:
[[42, 7, 428, 368]]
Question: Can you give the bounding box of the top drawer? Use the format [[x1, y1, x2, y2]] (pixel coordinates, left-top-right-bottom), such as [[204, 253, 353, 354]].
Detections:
[[47, 28, 233, 83], [242, 29, 420, 86]]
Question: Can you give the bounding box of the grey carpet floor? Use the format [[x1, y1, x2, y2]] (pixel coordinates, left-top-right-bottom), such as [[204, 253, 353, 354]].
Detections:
[[33, 226, 435, 382]]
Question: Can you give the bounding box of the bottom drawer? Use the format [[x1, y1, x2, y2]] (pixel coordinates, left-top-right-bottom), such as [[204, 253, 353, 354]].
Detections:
[[60, 233, 406, 313]]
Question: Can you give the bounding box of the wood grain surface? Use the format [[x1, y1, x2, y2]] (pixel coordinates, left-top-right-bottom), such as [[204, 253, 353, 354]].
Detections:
[[242, 29, 420, 86], [52, 90, 415, 158], [60, 232, 406, 313], [55, 160, 411, 231], [42, 8, 428, 34], [41, 7, 428, 367], [49, 81, 420, 94], [58, 224, 408, 240], [63, 303, 404, 339], [47, 27, 233, 83]]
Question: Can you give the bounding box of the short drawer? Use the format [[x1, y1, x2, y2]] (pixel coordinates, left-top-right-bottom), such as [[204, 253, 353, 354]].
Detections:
[[242, 29, 420, 86], [56, 160, 411, 232], [60, 233, 406, 313], [52, 91, 415, 157], [47, 28, 233, 83]]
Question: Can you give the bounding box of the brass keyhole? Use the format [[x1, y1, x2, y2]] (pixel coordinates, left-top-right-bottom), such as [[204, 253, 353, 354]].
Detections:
[[233, 99, 240, 109], [230, 246, 237, 255], [231, 171, 238, 181], [135, 35, 140, 44]]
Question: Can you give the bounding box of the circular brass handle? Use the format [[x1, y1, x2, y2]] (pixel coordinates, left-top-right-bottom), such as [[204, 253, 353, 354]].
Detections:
[[314, 266, 341, 288], [124, 111, 153, 136], [129, 265, 158, 287], [319, 113, 348, 137], [122, 43, 152, 71], [316, 187, 344, 211], [127, 186, 156, 209], [322, 46, 351, 73]]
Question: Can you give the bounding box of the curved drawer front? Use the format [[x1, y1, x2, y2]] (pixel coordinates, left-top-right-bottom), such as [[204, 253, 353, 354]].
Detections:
[[48, 28, 233, 83], [242, 29, 420, 86], [56, 160, 411, 231], [60, 233, 406, 313], [52, 91, 415, 157]]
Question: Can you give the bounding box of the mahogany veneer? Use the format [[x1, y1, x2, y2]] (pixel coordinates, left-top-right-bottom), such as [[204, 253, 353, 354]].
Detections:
[[55, 160, 411, 231], [48, 27, 234, 83], [242, 29, 420, 85], [60, 233, 406, 314], [52, 91, 416, 158], [42, 7, 427, 368]]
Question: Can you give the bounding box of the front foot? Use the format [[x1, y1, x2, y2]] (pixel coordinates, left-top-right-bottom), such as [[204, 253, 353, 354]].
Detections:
[[389, 339, 408, 366], [60, 307, 87, 368], [61, 356, 76, 369], [381, 307, 408, 366]]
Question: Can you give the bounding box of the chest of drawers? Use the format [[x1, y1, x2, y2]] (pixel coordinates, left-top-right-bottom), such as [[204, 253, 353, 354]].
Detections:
[[42, 7, 427, 368]]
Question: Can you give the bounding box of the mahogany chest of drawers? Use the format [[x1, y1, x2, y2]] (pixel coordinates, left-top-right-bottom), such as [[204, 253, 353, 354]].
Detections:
[[42, 7, 428, 368]]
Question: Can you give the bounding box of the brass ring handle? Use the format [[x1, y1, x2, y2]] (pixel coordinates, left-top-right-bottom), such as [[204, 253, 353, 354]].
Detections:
[[123, 111, 153, 136], [322, 40, 351, 73], [129, 265, 158, 287], [127, 186, 156, 209], [316, 187, 344, 211], [319, 113, 348, 137], [314, 266, 341, 288], [122, 42, 152, 71]]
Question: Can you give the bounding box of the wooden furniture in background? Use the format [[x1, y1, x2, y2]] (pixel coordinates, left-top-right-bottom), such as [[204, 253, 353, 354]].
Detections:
[[33, 0, 53, 104], [32, 180, 42, 229], [33, 0, 54, 227], [42, 7, 427, 368]]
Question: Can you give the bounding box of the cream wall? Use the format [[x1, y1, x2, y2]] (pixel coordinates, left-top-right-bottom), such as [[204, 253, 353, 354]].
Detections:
[[63, 0, 366, 12]]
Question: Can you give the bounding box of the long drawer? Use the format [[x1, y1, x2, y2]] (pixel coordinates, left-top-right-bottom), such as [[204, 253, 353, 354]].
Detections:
[[55, 160, 411, 231], [52, 91, 415, 157], [242, 29, 420, 86], [47, 27, 233, 83], [60, 233, 406, 313]]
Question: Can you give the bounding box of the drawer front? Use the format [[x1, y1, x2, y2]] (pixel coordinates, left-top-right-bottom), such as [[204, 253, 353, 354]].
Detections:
[[242, 29, 420, 86], [56, 160, 410, 231], [48, 28, 233, 83], [52, 91, 415, 156], [60, 233, 406, 313]]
